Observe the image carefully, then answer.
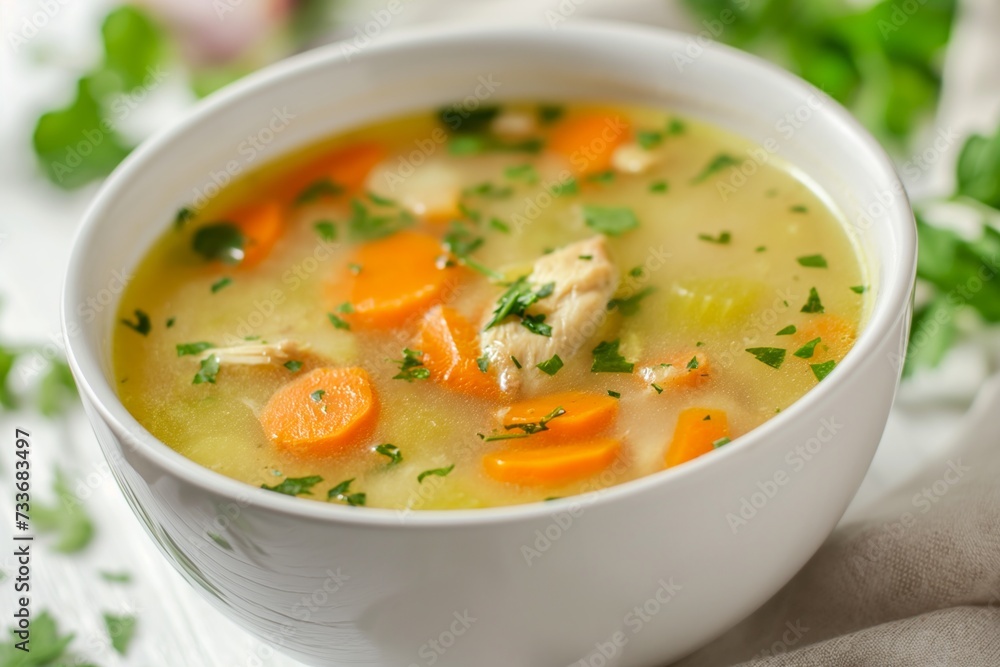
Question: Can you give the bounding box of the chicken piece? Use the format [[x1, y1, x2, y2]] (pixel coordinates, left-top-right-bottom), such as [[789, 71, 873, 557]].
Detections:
[[481, 236, 619, 394], [197, 340, 310, 367]]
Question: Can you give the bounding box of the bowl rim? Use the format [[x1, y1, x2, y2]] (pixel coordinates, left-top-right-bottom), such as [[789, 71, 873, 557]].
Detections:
[[62, 20, 916, 528]]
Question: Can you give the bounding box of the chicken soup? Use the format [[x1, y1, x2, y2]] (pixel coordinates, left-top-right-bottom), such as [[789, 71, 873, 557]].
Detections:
[[113, 102, 867, 509]]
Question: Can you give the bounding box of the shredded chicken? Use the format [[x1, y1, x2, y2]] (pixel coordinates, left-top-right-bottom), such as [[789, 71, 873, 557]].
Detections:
[[481, 236, 619, 394], [198, 340, 311, 366]]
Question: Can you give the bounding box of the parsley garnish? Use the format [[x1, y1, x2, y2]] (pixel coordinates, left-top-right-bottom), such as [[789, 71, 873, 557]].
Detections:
[[476, 355, 490, 373], [521, 313, 552, 337], [692, 153, 742, 183], [637, 130, 664, 150], [391, 348, 430, 381], [712, 437, 731, 449], [791, 204, 809, 214], [296, 178, 344, 204], [174, 206, 196, 229], [811, 360, 837, 381], [314, 220, 337, 241], [484, 276, 556, 331], [192, 223, 245, 264], [166, 317, 175, 328], [776, 325, 797, 336], [698, 231, 732, 244], [587, 170, 616, 184], [504, 163, 540, 184], [210, 276, 232, 293], [418, 465, 455, 483], [490, 218, 511, 233], [608, 390, 621, 398], [649, 180, 669, 193], [538, 104, 564, 124], [551, 177, 579, 196], [582, 205, 639, 236], [686, 356, 700, 370], [511, 355, 523, 369], [651, 383, 664, 394], [193, 354, 219, 384], [850, 285, 868, 294], [797, 254, 828, 268], [262, 475, 323, 496], [591, 339, 635, 373], [536, 354, 564, 375], [100, 571, 132, 583], [283, 360, 303, 372], [463, 181, 514, 199], [443, 223, 502, 280], [327, 479, 366, 506], [506, 406, 566, 434], [347, 198, 412, 241], [607, 286, 656, 316], [375, 444, 402, 466], [801, 287, 825, 313], [794, 338, 822, 359], [328, 313, 351, 330], [120, 309, 151, 335], [176, 342, 213, 356], [31, 468, 94, 553], [310, 389, 326, 402], [746, 347, 786, 369]]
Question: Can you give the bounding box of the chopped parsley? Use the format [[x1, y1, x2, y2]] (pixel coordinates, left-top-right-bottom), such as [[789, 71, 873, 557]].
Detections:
[[314, 220, 337, 241], [811, 360, 837, 381], [166, 317, 175, 328], [607, 286, 656, 316], [511, 355, 523, 369], [463, 181, 513, 199], [801, 287, 825, 313], [31, 469, 94, 553], [506, 406, 566, 434], [417, 464, 455, 483], [210, 276, 232, 293], [476, 355, 490, 373], [327, 312, 351, 331], [174, 206, 196, 229], [192, 223, 245, 264], [296, 178, 344, 205], [484, 276, 556, 331], [348, 263, 362, 275], [579, 254, 593, 260], [327, 479, 366, 506], [791, 204, 809, 213], [776, 325, 797, 336], [551, 177, 579, 196], [176, 341, 214, 356], [850, 285, 868, 294], [651, 383, 664, 394], [368, 191, 396, 206], [746, 347, 786, 369], [756, 246, 767, 253], [698, 231, 732, 244], [120, 309, 151, 335], [538, 104, 564, 124], [521, 313, 552, 337], [582, 205, 639, 236], [375, 443, 402, 466], [686, 356, 700, 370], [692, 153, 742, 183], [490, 218, 511, 233], [608, 390, 622, 399], [649, 180, 669, 193], [587, 169, 616, 184], [591, 339, 635, 373], [536, 354, 564, 375], [629, 266, 645, 278], [479, 431, 530, 442], [347, 198, 413, 241], [637, 130, 664, 150], [391, 348, 430, 381], [262, 475, 323, 496], [192, 354, 220, 384], [797, 254, 828, 268], [283, 360, 303, 372], [100, 571, 133, 583], [443, 223, 501, 280], [712, 437, 732, 449], [104, 613, 138, 656], [504, 163, 540, 184], [310, 389, 326, 402], [793, 337, 822, 359]]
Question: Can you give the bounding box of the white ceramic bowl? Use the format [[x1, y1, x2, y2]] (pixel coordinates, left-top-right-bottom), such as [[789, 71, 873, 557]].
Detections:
[[63, 22, 915, 667]]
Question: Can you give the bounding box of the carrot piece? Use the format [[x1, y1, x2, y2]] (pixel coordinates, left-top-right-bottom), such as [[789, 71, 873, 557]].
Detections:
[[258, 367, 378, 458], [225, 200, 283, 267], [344, 230, 459, 330], [418, 305, 499, 399], [638, 351, 711, 392], [548, 113, 630, 176], [796, 314, 856, 362], [281, 141, 387, 202], [483, 438, 622, 485], [502, 391, 618, 440], [665, 408, 729, 468]]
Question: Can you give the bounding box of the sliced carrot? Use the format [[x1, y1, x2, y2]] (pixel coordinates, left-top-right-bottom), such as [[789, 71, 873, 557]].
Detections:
[[280, 141, 387, 202], [343, 230, 460, 330], [502, 391, 618, 441], [483, 438, 622, 485], [665, 408, 729, 468], [638, 351, 711, 392], [796, 314, 856, 362], [258, 366, 378, 458], [225, 200, 283, 267], [418, 305, 499, 399], [548, 113, 630, 176]]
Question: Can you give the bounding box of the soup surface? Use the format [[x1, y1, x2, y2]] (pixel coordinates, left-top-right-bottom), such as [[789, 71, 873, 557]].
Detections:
[[114, 102, 867, 510]]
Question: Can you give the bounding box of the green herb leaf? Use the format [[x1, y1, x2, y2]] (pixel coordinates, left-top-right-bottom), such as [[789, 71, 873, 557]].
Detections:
[[591, 339, 635, 373], [310, 389, 326, 402], [608, 390, 621, 398], [801, 287, 825, 313], [850, 285, 868, 294], [100, 571, 132, 584], [476, 355, 490, 373], [776, 325, 797, 336], [31, 468, 95, 553], [489, 218, 511, 233], [551, 177, 579, 196], [315, 220, 338, 241], [391, 348, 430, 382], [650, 382, 664, 394], [121, 309, 151, 336], [511, 355, 523, 369], [193, 223, 246, 264], [582, 205, 640, 236], [521, 313, 552, 337], [375, 444, 402, 466], [174, 206, 196, 229], [637, 130, 664, 150], [797, 254, 828, 268], [176, 342, 214, 357], [504, 163, 540, 184], [37, 360, 78, 418], [463, 181, 514, 199], [712, 437, 731, 449], [607, 286, 656, 316], [327, 479, 366, 506], [698, 231, 732, 244], [193, 354, 220, 384], [484, 276, 556, 330], [794, 337, 822, 359], [746, 347, 786, 369], [811, 360, 837, 382], [538, 104, 565, 124], [328, 313, 351, 331], [210, 276, 232, 293], [347, 198, 412, 241], [283, 360, 303, 372], [262, 475, 323, 496], [686, 356, 700, 370], [104, 613, 138, 656], [417, 464, 455, 483], [296, 178, 343, 204], [692, 153, 741, 183], [536, 354, 564, 376], [649, 180, 669, 193]]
